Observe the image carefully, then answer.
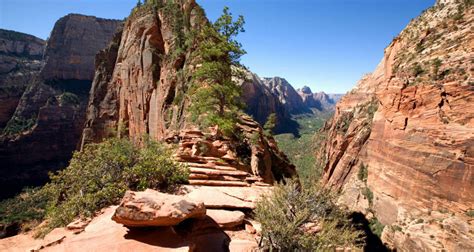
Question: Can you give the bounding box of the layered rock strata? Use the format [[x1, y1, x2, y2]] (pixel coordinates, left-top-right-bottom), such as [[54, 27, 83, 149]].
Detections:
[[81, 2, 296, 184], [316, 0, 474, 250], [0, 29, 45, 130]]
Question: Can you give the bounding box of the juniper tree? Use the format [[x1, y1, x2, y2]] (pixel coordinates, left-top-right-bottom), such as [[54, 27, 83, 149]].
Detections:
[[188, 7, 246, 136]]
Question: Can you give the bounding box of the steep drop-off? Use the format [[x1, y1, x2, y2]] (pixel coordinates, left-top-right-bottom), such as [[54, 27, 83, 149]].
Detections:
[[0, 15, 121, 199], [316, 0, 473, 250]]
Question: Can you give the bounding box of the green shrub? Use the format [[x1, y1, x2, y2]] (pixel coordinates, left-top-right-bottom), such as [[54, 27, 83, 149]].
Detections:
[[0, 137, 188, 237], [363, 187, 374, 207], [255, 179, 363, 251], [357, 163, 368, 182], [249, 131, 260, 145], [432, 58, 442, 79], [411, 63, 424, 77], [391, 225, 402, 232], [59, 92, 80, 106], [465, 210, 474, 217], [0, 188, 50, 231], [368, 218, 385, 238], [2, 116, 36, 136]]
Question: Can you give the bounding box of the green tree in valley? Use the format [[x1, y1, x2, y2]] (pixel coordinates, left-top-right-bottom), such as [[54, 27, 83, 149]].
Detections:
[[188, 7, 246, 136], [263, 113, 277, 136]]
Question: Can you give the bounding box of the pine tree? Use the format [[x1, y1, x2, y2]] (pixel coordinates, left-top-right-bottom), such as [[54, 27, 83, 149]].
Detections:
[[264, 113, 277, 136], [188, 7, 246, 136]]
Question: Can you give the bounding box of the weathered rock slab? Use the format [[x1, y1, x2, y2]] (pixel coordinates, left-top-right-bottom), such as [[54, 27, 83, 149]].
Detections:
[[207, 209, 245, 229], [183, 185, 271, 209], [112, 189, 206, 227]]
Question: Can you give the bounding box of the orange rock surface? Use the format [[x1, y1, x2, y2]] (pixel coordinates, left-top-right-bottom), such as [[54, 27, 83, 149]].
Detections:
[[316, 0, 474, 250]]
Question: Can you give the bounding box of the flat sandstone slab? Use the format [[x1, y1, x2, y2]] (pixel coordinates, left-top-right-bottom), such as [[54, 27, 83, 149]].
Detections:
[[112, 189, 206, 227]]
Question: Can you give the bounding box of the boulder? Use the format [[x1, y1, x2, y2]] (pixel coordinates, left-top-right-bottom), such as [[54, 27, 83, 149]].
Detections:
[[206, 209, 245, 229], [112, 189, 206, 227]]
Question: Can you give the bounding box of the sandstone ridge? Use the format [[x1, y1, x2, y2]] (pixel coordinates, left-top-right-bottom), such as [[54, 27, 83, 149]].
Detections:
[[316, 1, 474, 250]]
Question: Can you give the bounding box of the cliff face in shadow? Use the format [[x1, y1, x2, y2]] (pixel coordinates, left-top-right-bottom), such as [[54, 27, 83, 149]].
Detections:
[[0, 15, 121, 199], [0, 29, 45, 130]]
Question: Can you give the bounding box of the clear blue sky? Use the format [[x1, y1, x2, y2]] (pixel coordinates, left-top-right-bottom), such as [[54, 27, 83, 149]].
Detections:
[[0, 0, 434, 93]]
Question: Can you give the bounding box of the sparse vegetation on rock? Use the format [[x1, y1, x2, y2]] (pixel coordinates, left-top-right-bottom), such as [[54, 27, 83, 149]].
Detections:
[[188, 7, 246, 136], [2, 115, 36, 136], [255, 179, 363, 251]]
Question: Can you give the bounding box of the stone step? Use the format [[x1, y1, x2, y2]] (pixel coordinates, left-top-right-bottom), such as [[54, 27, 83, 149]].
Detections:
[[189, 173, 243, 182], [252, 181, 272, 187], [183, 162, 238, 171], [189, 167, 249, 177], [244, 176, 263, 182], [188, 180, 249, 187], [176, 155, 228, 165]]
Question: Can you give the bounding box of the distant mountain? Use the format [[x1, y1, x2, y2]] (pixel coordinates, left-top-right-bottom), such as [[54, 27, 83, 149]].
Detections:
[[262, 77, 311, 115], [296, 85, 342, 112], [239, 72, 341, 134]]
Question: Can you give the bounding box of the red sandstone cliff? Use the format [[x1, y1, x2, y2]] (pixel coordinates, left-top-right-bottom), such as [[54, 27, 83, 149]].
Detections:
[[316, 0, 473, 250], [81, 1, 296, 184]]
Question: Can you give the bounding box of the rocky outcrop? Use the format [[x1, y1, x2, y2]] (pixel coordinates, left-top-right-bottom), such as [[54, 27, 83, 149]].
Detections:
[[81, 3, 197, 144], [174, 115, 296, 186], [112, 189, 206, 227], [207, 209, 245, 228], [0, 29, 45, 129], [0, 16, 121, 199], [0, 197, 260, 251], [81, 2, 296, 184], [41, 14, 121, 81], [316, 1, 474, 250], [0, 29, 44, 58], [239, 70, 294, 134]]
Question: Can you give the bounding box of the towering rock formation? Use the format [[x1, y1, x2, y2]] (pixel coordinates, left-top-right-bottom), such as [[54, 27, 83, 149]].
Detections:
[[297, 85, 340, 111], [41, 14, 120, 81], [262, 77, 311, 114], [0, 29, 45, 130], [239, 71, 298, 134], [0, 15, 121, 199], [81, 1, 295, 185], [316, 1, 473, 250]]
